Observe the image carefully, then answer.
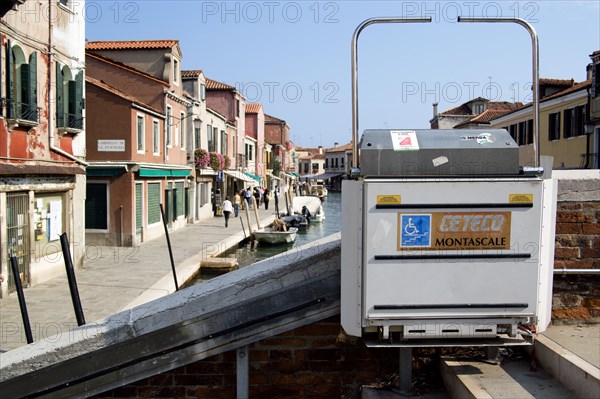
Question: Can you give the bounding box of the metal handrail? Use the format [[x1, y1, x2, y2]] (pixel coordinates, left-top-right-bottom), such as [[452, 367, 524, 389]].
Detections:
[[351, 17, 432, 171], [457, 17, 540, 168]]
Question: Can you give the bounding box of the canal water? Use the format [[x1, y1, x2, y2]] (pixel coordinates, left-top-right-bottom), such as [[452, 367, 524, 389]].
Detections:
[[223, 191, 341, 267], [192, 191, 341, 282]]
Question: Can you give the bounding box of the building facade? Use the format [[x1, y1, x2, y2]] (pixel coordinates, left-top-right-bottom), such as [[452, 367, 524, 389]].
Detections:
[[0, 0, 86, 296], [84, 41, 192, 246]]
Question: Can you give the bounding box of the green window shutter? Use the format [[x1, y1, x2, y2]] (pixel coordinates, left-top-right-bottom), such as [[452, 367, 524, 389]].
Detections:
[[56, 63, 64, 127], [176, 182, 184, 216], [85, 184, 108, 229], [28, 52, 37, 120], [6, 42, 14, 118], [20, 63, 30, 119], [147, 183, 161, 224], [135, 184, 143, 229], [75, 71, 83, 129], [68, 80, 76, 127]]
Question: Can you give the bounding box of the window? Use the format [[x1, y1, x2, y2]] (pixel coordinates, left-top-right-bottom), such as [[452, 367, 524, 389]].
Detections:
[[592, 63, 600, 99], [509, 124, 517, 141], [153, 120, 160, 155], [137, 115, 145, 152], [166, 106, 172, 146], [312, 163, 318, 172], [563, 109, 573, 139], [214, 127, 219, 152], [325, 158, 329, 168], [173, 59, 179, 84], [548, 112, 560, 141], [207, 124, 214, 152], [518, 121, 527, 145], [86, 183, 108, 230], [56, 64, 84, 129], [245, 142, 254, 161], [527, 119, 534, 145], [221, 130, 227, 155], [473, 103, 484, 114], [572, 105, 585, 137], [4, 43, 38, 122], [341, 157, 344, 167], [180, 112, 186, 149], [200, 84, 206, 101]]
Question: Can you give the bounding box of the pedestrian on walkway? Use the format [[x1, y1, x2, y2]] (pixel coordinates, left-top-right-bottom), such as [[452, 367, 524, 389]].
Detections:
[[233, 192, 241, 217], [222, 196, 233, 227], [263, 188, 270, 210], [244, 187, 252, 209]]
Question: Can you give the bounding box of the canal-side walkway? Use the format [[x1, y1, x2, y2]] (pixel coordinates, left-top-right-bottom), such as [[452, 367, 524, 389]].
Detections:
[[0, 207, 276, 353]]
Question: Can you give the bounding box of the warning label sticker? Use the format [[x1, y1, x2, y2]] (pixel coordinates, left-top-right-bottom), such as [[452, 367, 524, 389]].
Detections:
[[391, 130, 419, 151], [509, 194, 533, 203], [377, 195, 401, 205], [397, 211, 511, 251]]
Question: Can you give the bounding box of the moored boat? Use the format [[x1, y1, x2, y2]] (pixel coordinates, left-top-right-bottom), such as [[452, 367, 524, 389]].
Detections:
[[253, 226, 298, 244]]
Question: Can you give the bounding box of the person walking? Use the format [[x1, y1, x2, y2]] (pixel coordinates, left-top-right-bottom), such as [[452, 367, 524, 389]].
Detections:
[[244, 187, 252, 209], [222, 196, 233, 227], [263, 188, 270, 210], [233, 192, 241, 217]]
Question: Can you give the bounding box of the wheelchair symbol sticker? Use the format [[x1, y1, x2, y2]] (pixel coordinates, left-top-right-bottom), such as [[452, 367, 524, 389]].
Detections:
[[400, 214, 431, 247]]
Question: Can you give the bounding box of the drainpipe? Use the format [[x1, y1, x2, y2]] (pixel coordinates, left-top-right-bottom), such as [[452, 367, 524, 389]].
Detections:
[[48, 0, 88, 167]]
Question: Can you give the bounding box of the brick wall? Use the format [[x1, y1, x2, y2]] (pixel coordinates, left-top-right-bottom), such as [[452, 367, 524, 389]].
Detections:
[[95, 316, 402, 399], [552, 200, 600, 323]]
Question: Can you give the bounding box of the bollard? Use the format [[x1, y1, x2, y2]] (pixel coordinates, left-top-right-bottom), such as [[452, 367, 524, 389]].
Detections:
[[240, 217, 247, 238], [9, 256, 33, 344], [60, 233, 86, 326]]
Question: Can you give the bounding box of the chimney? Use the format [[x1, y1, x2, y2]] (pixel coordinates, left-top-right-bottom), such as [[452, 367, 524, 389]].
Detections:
[[318, 145, 323, 154], [334, 142, 338, 148], [432, 102, 438, 118]]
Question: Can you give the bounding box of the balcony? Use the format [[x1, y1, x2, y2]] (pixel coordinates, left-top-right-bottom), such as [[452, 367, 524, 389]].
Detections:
[[57, 112, 84, 133], [1, 98, 40, 127]]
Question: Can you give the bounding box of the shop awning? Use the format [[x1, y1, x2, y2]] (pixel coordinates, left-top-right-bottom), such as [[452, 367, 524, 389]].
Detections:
[[138, 168, 191, 177], [87, 167, 127, 177], [281, 172, 297, 180], [314, 172, 344, 180], [245, 173, 263, 182], [290, 172, 300, 178], [224, 170, 256, 183], [269, 173, 282, 181]]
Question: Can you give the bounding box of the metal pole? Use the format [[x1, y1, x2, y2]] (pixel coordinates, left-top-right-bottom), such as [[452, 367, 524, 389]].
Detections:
[[398, 347, 412, 392], [457, 17, 540, 168], [236, 345, 249, 399], [60, 233, 86, 326], [9, 256, 33, 344], [159, 203, 179, 291], [351, 17, 432, 170]]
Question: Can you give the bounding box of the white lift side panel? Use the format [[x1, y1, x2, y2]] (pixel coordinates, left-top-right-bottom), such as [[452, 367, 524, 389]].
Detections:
[[363, 179, 544, 324]]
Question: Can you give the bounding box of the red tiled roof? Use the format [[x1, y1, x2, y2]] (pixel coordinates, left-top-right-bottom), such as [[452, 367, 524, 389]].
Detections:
[[539, 78, 575, 88], [265, 113, 285, 123], [246, 103, 262, 114], [295, 147, 320, 153], [206, 78, 236, 91], [85, 76, 163, 115], [300, 153, 326, 161], [86, 52, 169, 86], [439, 103, 472, 116], [86, 40, 179, 51], [326, 142, 353, 152], [440, 99, 520, 116], [454, 109, 515, 128], [181, 70, 203, 78]]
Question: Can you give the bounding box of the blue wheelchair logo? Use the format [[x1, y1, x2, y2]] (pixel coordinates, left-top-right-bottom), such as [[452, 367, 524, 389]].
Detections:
[[400, 214, 431, 247]]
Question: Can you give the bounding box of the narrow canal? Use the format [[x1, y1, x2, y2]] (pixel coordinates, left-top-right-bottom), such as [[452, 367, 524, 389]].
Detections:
[[191, 191, 341, 283]]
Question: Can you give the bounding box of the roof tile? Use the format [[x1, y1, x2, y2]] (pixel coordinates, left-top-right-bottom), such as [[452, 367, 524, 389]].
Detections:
[[86, 40, 179, 50], [205, 78, 236, 91]]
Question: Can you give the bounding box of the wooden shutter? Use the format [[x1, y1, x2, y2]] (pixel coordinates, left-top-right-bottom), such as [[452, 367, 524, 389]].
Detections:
[[147, 183, 161, 224], [135, 184, 143, 229], [56, 63, 64, 127], [28, 52, 37, 120], [75, 71, 83, 129], [6, 41, 14, 118], [176, 182, 184, 216]]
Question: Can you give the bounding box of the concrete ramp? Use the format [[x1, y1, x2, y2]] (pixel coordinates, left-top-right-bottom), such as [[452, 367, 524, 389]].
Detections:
[[0, 235, 342, 398]]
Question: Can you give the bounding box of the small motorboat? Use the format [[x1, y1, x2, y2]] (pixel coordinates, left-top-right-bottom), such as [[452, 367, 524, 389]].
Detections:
[[280, 214, 309, 231], [253, 226, 298, 244], [292, 196, 325, 223]]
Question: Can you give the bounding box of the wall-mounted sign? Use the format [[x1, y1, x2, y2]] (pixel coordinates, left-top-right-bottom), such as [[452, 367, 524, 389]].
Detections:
[[397, 211, 511, 251], [98, 140, 125, 152]]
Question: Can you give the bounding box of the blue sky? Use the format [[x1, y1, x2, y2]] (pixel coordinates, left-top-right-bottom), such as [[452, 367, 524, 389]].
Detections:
[[86, 1, 600, 148]]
